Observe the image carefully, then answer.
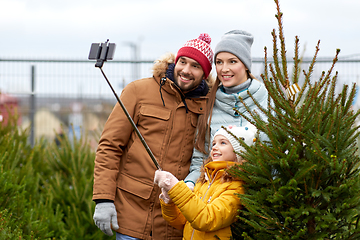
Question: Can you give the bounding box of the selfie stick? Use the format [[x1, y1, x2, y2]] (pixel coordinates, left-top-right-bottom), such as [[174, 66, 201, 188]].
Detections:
[[88, 40, 162, 171]]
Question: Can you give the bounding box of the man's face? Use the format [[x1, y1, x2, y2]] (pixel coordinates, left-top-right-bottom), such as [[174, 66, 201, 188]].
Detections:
[[173, 56, 205, 93]]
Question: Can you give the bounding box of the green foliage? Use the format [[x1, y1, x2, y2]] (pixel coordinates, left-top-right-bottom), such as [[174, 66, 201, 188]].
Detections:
[[40, 128, 108, 239], [230, 0, 360, 239], [0, 209, 29, 239], [0, 113, 64, 240], [0, 112, 113, 239]]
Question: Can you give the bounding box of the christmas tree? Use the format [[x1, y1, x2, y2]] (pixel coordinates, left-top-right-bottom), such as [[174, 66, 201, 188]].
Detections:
[[230, 0, 360, 239]]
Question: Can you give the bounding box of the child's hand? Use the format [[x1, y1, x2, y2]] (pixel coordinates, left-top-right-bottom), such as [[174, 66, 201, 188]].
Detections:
[[159, 188, 172, 204], [154, 170, 179, 191]]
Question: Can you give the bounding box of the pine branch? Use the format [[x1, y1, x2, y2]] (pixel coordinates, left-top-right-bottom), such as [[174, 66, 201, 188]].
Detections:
[[265, 64, 288, 106], [295, 40, 321, 107], [274, 0, 289, 86], [292, 36, 301, 84], [271, 30, 286, 87]]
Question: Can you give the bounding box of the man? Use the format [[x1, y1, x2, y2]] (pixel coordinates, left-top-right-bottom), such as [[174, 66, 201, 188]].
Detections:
[[92, 33, 214, 240]]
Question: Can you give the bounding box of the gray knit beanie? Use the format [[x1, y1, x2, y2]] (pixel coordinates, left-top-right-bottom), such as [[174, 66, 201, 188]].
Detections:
[[214, 30, 254, 72]]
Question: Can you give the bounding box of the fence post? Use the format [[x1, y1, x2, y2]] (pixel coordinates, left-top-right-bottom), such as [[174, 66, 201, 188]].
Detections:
[[30, 65, 35, 147]]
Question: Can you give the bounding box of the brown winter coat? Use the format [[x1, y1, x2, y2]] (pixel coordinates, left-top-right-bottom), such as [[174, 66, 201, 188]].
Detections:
[[93, 54, 208, 239]]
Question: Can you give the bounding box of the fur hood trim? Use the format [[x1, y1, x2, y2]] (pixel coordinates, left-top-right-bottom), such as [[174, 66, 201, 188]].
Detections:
[[152, 53, 175, 78]]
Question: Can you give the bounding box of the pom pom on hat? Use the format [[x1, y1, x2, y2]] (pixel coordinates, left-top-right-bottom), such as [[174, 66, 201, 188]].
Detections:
[[214, 30, 254, 72], [175, 33, 214, 78], [198, 33, 211, 44], [213, 124, 257, 160]]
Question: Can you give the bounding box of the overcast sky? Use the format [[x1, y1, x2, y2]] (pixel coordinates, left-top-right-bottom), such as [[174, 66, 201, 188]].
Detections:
[[0, 0, 359, 60]]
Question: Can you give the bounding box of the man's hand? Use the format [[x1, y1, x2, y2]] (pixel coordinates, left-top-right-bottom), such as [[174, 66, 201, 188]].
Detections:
[[93, 202, 119, 236], [154, 170, 179, 191]]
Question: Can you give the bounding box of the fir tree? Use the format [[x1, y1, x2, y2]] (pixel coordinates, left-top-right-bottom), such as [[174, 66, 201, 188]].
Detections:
[[230, 0, 360, 239]]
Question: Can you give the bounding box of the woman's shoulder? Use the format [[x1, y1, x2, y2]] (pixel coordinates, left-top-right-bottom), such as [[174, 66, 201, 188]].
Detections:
[[249, 79, 266, 91], [247, 79, 268, 101]]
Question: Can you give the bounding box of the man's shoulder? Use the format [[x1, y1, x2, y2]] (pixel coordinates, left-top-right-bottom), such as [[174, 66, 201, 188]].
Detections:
[[132, 76, 156, 84]]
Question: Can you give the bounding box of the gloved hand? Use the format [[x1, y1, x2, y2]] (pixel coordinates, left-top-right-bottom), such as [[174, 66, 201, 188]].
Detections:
[[159, 187, 172, 204], [93, 202, 119, 236], [185, 181, 195, 191], [154, 170, 179, 191]]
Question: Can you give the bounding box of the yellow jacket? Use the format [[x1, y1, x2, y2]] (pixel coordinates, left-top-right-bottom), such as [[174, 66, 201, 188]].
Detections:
[[160, 161, 244, 240]]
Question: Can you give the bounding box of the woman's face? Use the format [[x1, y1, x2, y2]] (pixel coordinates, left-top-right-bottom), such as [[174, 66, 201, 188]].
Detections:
[[215, 52, 248, 88]]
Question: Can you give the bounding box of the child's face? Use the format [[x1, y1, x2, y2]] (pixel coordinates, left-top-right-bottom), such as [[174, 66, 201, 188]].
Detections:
[[210, 135, 237, 162]]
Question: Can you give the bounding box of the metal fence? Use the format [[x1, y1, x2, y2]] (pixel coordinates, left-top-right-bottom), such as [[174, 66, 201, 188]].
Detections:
[[1, 57, 360, 147]]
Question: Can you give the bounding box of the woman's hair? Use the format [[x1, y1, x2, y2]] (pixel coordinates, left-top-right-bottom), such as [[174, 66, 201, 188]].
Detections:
[[195, 77, 220, 154]]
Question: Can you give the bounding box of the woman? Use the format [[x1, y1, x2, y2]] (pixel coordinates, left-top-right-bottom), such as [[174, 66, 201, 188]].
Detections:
[[184, 30, 269, 189]]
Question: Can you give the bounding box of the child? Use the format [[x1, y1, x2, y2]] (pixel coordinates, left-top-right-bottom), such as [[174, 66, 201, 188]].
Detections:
[[154, 124, 257, 240]]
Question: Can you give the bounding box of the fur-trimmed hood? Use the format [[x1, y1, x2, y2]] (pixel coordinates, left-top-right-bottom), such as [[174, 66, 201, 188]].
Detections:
[[152, 52, 175, 79]]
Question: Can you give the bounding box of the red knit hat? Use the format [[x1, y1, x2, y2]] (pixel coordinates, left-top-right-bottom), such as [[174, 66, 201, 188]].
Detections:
[[175, 33, 214, 79]]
